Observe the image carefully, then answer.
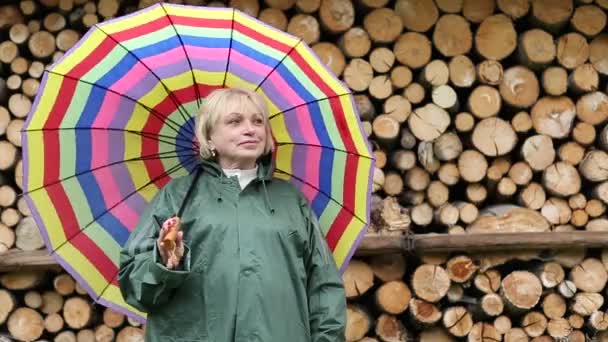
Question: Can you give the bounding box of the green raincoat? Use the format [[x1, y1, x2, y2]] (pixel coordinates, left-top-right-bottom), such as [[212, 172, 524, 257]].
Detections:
[[118, 155, 347, 342]]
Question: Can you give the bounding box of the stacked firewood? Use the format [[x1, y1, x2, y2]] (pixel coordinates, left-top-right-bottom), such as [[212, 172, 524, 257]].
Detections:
[[0, 0, 608, 341], [344, 249, 608, 341], [0, 269, 144, 341]]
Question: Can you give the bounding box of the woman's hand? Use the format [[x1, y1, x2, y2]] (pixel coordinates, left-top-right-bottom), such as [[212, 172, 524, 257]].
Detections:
[[157, 217, 185, 269]]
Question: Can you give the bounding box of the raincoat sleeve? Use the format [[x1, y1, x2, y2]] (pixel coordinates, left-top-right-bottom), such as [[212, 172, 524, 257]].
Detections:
[[118, 186, 192, 313], [301, 197, 347, 342]]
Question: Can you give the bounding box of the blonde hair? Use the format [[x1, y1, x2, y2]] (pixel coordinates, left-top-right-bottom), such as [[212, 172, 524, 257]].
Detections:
[[194, 88, 274, 160]]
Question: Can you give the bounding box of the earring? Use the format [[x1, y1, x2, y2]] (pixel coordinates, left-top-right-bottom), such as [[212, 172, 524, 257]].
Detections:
[[210, 148, 216, 157]]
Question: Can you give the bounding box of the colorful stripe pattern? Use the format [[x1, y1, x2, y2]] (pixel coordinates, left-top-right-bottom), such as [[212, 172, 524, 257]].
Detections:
[[22, 3, 373, 322]]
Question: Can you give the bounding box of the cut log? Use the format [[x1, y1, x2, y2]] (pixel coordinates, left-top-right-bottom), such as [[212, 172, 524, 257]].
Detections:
[[571, 4, 606, 37], [458, 150, 488, 183], [503, 327, 528, 342], [346, 304, 372, 342], [369, 75, 393, 100], [116, 326, 145, 342], [28, 30, 56, 60], [312, 42, 345, 77], [369, 253, 406, 282], [531, 96, 576, 139], [0, 271, 43, 290], [375, 314, 409, 342], [404, 167, 430, 192], [446, 255, 478, 283], [477, 59, 503, 85], [443, 306, 473, 337], [8, 93, 32, 119], [569, 63, 599, 94], [0, 289, 15, 325], [24, 291, 42, 310], [466, 183, 488, 206], [372, 114, 400, 148], [547, 318, 572, 339], [455, 112, 475, 133], [432, 85, 459, 113], [572, 122, 596, 146], [594, 182, 608, 205], [497, 0, 530, 19], [412, 264, 451, 303], [511, 111, 533, 133], [576, 91, 608, 126], [522, 311, 548, 337], [589, 34, 608, 76], [474, 269, 501, 294], [530, 0, 573, 32], [343, 260, 374, 299], [408, 103, 450, 141], [257, 8, 287, 31], [409, 298, 442, 327], [403, 83, 425, 104], [541, 197, 572, 225], [556, 32, 589, 69], [295, 0, 320, 12], [438, 163, 460, 186], [0, 223, 15, 253], [449, 55, 476, 88], [500, 66, 540, 109], [390, 66, 412, 89], [472, 117, 518, 157], [63, 296, 93, 329], [419, 60, 449, 88], [394, 32, 432, 69], [462, 0, 496, 23], [411, 203, 433, 226], [15, 216, 44, 252], [1, 208, 21, 228], [537, 262, 565, 289], [570, 292, 603, 316], [542, 66, 568, 96], [44, 312, 64, 333], [95, 324, 115, 342], [383, 95, 410, 124], [318, 0, 354, 34], [375, 280, 411, 314], [588, 311, 608, 333], [433, 14, 472, 57], [569, 314, 585, 329], [501, 271, 543, 312], [435, 0, 462, 13], [394, 0, 438, 33], [338, 27, 371, 59], [369, 47, 395, 74], [468, 85, 501, 119], [56, 29, 79, 52], [559, 142, 585, 166], [364, 8, 402, 44], [579, 151, 608, 182], [7, 308, 44, 342], [287, 14, 320, 45], [570, 258, 607, 293], [586, 199, 606, 217], [426, 181, 449, 208], [542, 162, 582, 197], [468, 322, 501, 341], [475, 14, 517, 61], [343, 58, 373, 92], [519, 29, 556, 70], [542, 293, 567, 319], [508, 162, 533, 186]]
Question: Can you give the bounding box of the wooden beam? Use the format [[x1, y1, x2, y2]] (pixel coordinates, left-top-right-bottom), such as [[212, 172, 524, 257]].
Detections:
[[2, 232, 608, 270], [356, 232, 608, 255]]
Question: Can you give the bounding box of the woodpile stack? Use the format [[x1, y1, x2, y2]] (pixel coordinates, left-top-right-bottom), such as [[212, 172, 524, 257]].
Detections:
[[0, 269, 145, 341], [0, 0, 608, 341]]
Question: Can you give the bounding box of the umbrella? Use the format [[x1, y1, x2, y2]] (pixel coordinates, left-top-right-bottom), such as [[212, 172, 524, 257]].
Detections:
[[22, 3, 374, 322]]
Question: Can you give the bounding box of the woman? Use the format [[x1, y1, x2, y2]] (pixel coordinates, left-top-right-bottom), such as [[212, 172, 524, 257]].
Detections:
[[118, 88, 347, 342]]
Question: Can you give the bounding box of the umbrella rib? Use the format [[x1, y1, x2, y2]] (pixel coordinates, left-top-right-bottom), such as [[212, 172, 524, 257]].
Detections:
[[221, 8, 236, 88], [92, 24, 196, 138], [45, 70, 192, 142], [254, 38, 303, 92], [50, 155, 200, 254], [160, 3, 202, 117], [97, 268, 121, 303], [23, 126, 194, 149], [22, 149, 198, 197], [275, 142, 373, 160], [268, 92, 353, 120], [273, 167, 367, 226]]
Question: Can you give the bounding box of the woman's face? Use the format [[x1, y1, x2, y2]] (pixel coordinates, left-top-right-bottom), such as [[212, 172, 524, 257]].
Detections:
[[209, 103, 267, 169]]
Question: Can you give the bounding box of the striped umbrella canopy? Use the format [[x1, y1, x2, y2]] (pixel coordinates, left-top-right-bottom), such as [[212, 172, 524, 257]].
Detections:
[[22, 3, 373, 322]]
